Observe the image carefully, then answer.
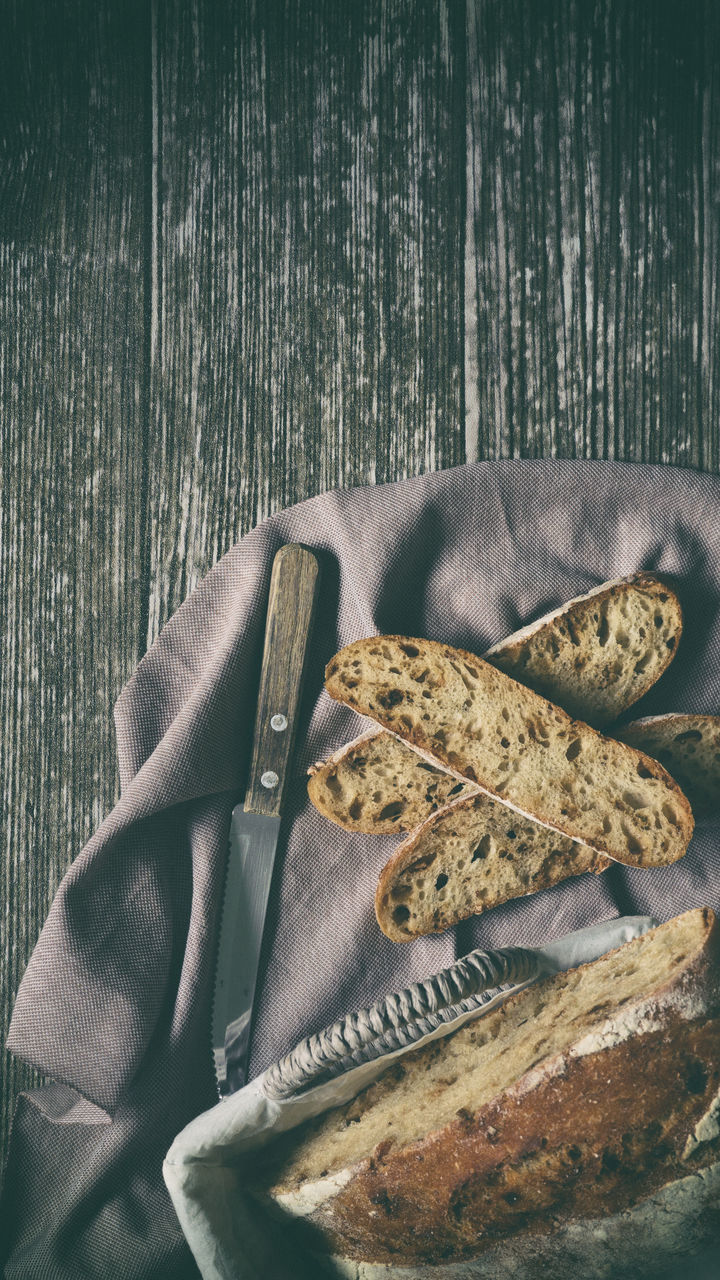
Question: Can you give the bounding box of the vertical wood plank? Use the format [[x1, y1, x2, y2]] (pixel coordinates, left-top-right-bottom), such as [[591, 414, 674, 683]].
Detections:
[[147, 0, 466, 643], [466, 0, 720, 469], [0, 0, 467, 1169], [0, 0, 147, 1165]]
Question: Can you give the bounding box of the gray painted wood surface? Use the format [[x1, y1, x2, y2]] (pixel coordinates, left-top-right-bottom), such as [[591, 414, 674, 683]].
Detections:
[[1, 0, 718, 1174], [466, 0, 720, 467], [0, 0, 464, 1170]]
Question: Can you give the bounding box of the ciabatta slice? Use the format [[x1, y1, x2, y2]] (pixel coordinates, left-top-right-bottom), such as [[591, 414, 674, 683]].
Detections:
[[485, 571, 682, 727], [616, 714, 720, 819], [324, 636, 694, 868], [307, 729, 474, 833], [375, 792, 610, 941], [257, 909, 720, 1268], [309, 573, 682, 835]]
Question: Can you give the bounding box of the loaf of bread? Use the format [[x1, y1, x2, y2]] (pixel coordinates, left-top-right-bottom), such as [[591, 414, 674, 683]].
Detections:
[[255, 909, 720, 1270], [375, 793, 610, 941], [309, 574, 683, 836], [616, 714, 720, 819], [324, 636, 693, 868]]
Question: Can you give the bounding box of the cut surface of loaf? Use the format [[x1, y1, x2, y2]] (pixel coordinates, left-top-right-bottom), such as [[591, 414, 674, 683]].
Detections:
[[309, 574, 683, 837], [324, 636, 694, 868], [616, 715, 720, 819], [257, 909, 720, 1266], [484, 572, 682, 727], [375, 794, 610, 941], [308, 729, 474, 833]]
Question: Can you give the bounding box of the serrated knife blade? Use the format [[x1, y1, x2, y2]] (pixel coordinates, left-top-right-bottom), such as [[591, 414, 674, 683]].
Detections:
[[212, 811, 281, 1093], [212, 544, 320, 1096]]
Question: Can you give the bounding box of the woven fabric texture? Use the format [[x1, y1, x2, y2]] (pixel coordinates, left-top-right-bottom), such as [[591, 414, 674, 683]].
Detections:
[[2, 459, 720, 1278]]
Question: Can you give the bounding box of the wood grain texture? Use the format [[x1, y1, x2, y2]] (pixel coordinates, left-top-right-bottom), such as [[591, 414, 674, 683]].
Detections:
[[466, 0, 720, 469], [0, 1, 148, 1169], [0, 0, 465, 1171], [244, 545, 320, 816], [147, 0, 465, 640]]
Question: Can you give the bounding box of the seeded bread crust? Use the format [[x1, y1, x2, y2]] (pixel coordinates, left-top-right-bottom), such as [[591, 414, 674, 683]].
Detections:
[[616, 714, 720, 819], [375, 793, 611, 941], [317, 1163, 720, 1279], [324, 636, 694, 869], [309, 574, 683, 836], [257, 910, 720, 1268]]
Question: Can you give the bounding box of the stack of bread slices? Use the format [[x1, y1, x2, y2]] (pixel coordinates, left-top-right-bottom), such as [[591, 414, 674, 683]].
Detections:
[[308, 573, 720, 941]]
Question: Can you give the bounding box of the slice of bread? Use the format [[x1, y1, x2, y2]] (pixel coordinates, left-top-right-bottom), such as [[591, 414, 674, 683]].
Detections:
[[309, 574, 682, 836], [375, 792, 611, 941], [308, 729, 474, 833], [484, 572, 682, 728], [324, 636, 694, 868], [616, 714, 720, 819], [257, 909, 720, 1268]]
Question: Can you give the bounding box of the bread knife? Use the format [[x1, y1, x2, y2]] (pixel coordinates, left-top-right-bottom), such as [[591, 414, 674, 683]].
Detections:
[[212, 544, 320, 1096]]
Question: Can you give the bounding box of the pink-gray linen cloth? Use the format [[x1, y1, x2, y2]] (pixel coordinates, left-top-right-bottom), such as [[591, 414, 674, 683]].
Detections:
[[2, 459, 720, 1278]]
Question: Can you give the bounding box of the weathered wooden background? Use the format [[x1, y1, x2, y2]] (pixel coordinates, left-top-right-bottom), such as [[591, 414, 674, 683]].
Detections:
[[466, 0, 720, 466], [1, 0, 718, 1171]]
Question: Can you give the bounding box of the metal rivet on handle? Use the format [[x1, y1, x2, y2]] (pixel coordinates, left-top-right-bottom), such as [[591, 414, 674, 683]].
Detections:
[[261, 771, 280, 790], [270, 714, 288, 732]]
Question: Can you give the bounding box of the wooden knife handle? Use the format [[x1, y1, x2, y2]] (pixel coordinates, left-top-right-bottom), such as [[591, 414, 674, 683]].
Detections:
[[243, 544, 321, 816]]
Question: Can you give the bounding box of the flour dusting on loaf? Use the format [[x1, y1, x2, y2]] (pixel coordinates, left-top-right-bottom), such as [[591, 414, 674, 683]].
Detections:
[[254, 909, 720, 1268], [682, 1086, 720, 1162], [324, 1162, 720, 1279]]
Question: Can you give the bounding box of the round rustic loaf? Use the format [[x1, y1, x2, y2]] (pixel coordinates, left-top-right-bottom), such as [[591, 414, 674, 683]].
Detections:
[[309, 573, 684, 837], [254, 909, 720, 1274], [316, 1161, 720, 1279]]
